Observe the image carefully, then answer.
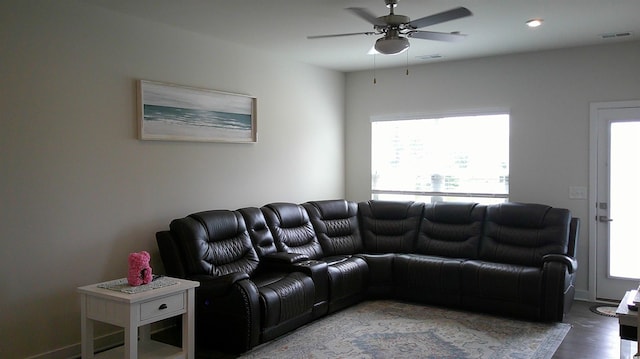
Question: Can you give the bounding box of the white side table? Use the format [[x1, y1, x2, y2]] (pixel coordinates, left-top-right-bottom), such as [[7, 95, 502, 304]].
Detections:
[[78, 277, 199, 359], [616, 290, 639, 359], [635, 290, 640, 359]]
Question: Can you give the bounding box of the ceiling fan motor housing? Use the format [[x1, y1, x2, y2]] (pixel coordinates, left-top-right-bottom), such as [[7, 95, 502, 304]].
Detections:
[[385, 0, 399, 8], [378, 14, 410, 27]]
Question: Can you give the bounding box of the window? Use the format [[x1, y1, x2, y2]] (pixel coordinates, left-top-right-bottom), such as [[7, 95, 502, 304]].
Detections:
[[371, 113, 509, 204]]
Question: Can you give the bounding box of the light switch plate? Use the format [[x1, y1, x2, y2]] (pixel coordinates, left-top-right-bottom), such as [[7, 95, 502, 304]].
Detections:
[[569, 186, 588, 199]]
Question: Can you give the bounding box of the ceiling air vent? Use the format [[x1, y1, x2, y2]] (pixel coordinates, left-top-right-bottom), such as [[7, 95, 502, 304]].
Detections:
[[416, 54, 443, 61], [600, 32, 632, 40]]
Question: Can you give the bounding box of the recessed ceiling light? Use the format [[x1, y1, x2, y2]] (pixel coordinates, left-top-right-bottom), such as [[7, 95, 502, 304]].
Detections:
[[526, 19, 543, 28]]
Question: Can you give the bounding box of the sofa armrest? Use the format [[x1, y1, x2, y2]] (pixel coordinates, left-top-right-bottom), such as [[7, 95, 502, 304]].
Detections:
[[542, 254, 578, 274], [294, 260, 329, 314], [190, 272, 260, 352], [541, 255, 578, 321], [261, 252, 309, 264], [260, 253, 328, 312], [259, 252, 310, 273], [190, 272, 250, 295]]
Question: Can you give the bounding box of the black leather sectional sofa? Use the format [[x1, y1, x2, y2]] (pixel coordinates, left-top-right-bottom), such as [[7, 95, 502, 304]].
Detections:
[[156, 200, 579, 354]]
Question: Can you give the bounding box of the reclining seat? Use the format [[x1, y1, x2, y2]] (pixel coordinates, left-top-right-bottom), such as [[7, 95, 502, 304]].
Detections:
[[395, 202, 486, 306], [239, 206, 329, 318], [461, 202, 578, 321], [302, 200, 370, 313], [262, 202, 368, 314], [357, 200, 424, 298], [156, 210, 315, 353]]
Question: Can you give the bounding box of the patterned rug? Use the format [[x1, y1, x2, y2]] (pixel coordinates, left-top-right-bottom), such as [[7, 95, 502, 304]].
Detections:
[[239, 300, 570, 359], [589, 304, 618, 318]]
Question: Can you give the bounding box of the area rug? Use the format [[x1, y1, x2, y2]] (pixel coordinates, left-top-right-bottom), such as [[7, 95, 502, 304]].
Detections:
[[239, 300, 570, 359], [589, 304, 618, 318]]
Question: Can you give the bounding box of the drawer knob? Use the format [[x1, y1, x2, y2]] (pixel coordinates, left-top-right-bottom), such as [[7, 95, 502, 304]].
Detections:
[[159, 303, 168, 310]]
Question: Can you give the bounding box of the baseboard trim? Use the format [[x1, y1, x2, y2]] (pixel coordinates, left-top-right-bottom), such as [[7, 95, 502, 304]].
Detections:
[[574, 289, 592, 302], [25, 330, 122, 359], [25, 324, 176, 359]]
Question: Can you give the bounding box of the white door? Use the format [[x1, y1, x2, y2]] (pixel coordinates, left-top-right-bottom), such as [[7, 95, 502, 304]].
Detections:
[[590, 101, 640, 301]]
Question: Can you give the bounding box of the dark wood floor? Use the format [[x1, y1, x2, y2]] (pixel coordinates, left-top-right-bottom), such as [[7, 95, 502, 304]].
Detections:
[[154, 300, 635, 359], [554, 300, 634, 359]]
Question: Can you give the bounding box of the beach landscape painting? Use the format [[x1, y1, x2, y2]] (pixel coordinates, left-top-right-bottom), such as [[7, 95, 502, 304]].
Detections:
[[138, 80, 256, 143]]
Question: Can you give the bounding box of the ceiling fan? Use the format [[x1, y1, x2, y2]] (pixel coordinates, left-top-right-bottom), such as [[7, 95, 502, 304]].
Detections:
[[307, 0, 472, 55]]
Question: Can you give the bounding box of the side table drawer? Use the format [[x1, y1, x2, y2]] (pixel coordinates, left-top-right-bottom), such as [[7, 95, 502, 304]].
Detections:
[[140, 292, 185, 321]]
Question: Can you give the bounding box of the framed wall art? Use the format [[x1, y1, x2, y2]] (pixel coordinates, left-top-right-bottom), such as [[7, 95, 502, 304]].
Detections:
[[138, 80, 257, 143]]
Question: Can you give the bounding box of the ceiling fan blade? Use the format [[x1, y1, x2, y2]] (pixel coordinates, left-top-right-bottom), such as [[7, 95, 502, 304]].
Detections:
[[307, 32, 376, 40], [346, 7, 386, 27], [409, 31, 467, 42], [408, 7, 472, 29]]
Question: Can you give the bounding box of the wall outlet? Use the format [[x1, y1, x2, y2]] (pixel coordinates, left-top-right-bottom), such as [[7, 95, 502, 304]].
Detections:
[[569, 186, 588, 200]]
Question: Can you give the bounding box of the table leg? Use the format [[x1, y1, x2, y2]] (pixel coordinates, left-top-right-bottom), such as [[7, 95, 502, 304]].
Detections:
[[634, 308, 640, 359], [636, 314, 640, 359], [139, 324, 151, 342], [80, 294, 94, 358], [621, 338, 636, 359], [184, 288, 196, 358], [124, 325, 138, 359]]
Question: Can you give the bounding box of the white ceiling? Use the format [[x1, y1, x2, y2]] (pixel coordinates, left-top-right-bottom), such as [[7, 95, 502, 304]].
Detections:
[[85, 0, 640, 72]]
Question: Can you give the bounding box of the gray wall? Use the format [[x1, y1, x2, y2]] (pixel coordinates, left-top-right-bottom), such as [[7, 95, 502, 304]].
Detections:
[[0, 1, 344, 357], [3, 0, 640, 357], [345, 40, 640, 302]]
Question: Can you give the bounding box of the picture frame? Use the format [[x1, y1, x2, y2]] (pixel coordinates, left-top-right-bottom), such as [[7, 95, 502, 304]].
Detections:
[[137, 80, 257, 143]]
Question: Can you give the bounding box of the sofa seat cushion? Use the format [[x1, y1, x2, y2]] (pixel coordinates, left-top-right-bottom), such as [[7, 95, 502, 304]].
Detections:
[[253, 271, 315, 329], [252, 271, 293, 287], [393, 254, 464, 305], [356, 253, 395, 298], [324, 255, 369, 312], [461, 260, 542, 319]]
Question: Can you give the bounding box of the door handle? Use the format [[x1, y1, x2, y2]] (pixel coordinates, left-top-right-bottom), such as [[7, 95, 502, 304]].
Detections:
[[598, 216, 613, 222]]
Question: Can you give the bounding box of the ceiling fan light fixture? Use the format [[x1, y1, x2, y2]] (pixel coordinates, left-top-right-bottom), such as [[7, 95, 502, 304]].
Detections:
[[526, 18, 543, 28], [375, 36, 410, 55]]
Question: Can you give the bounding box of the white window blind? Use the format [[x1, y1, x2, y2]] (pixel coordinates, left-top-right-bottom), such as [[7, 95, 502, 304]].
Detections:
[[371, 113, 509, 204]]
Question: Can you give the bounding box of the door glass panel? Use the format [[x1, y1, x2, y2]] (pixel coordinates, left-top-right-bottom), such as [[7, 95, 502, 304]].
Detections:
[[609, 121, 640, 279]]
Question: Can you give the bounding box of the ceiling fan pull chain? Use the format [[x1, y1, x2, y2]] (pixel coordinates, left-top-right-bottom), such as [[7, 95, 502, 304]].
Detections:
[[406, 48, 409, 76], [373, 54, 377, 84]]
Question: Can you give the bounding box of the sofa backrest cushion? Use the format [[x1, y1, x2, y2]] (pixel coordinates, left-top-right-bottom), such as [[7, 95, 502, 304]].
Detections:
[[303, 200, 363, 256], [169, 210, 259, 277], [358, 200, 424, 253], [480, 202, 571, 266], [238, 207, 278, 258], [262, 202, 324, 259], [417, 202, 486, 258]]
